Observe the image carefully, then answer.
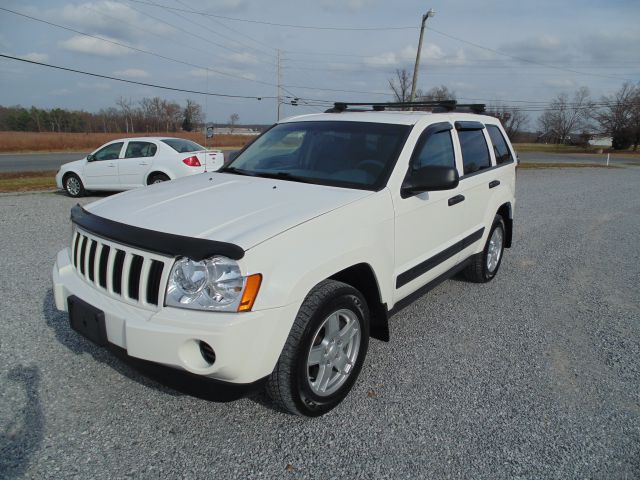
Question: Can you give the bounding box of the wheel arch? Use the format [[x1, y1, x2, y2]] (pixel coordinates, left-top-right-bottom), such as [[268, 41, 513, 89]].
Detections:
[[146, 170, 174, 185], [496, 202, 513, 248], [328, 263, 389, 342]]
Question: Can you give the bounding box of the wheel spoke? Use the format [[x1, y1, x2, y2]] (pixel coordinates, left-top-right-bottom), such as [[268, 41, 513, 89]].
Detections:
[[315, 363, 333, 392], [324, 313, 340, 340], [307, 345, 324, 367], [338, 319, 358, 343], [333, 354, 349, 374]]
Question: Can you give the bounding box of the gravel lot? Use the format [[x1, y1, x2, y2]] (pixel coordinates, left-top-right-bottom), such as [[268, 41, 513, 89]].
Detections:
[[1, 167, 639, 479]]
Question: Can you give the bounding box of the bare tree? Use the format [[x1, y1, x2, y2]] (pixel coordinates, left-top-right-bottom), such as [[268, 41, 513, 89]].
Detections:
[[388, 68, 412, 103], [593, 82, 639, 150], [488, 104, 529, 141], [116, 96, 134, 133], [538, 87, 592, 144], [228, 113, 240, 133], [418, 85, 456, 102], [182, 99, 204, 132]]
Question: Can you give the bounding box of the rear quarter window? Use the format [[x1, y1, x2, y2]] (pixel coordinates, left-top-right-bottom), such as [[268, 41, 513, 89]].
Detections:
[[486, 125, 514, 165], [162, 139, 205, 153]]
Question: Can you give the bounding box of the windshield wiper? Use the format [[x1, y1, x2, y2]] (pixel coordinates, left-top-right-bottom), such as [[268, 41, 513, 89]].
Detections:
[[251, 171, 313, 184], [220, 166, 256, 177]]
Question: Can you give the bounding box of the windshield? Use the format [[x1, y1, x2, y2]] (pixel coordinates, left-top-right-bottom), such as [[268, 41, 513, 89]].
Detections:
[[222, 121, 411, 190], [162, 138, 205, 153]]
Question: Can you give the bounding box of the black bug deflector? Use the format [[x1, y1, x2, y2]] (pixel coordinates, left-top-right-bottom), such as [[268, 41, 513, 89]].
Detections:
[[70, 204, 245, 260]]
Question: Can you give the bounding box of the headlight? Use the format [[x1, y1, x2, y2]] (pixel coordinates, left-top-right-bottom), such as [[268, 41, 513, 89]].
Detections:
[[165, 256, 261, 312]]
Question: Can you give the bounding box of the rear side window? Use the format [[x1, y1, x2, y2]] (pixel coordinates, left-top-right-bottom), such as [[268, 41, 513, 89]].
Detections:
[[487, 125, 513, 165], [162, 139, 205, 153], [125, 141, 157, 158], [412, 130, 455, 170], [458, 130, 491, 175]]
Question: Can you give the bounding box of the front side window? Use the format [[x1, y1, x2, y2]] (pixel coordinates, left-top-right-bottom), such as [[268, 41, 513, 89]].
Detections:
[[458, 130, 491, 175], [93, 142, 124, 161], [223, 121, 411, 190], [412, 130, 455, 170], [486, 125, 513, 165], [125, 141, 157, 158], [162, 139, 205, 153]]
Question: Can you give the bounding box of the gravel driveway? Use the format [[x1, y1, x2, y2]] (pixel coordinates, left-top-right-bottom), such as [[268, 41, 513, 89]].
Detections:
[[1, 167, 638, 479]]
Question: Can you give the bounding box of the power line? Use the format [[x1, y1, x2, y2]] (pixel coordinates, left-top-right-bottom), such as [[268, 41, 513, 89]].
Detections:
[[127, 0, 417, 31], [0, 53, 273, 100], [0, 6, 279, 88]]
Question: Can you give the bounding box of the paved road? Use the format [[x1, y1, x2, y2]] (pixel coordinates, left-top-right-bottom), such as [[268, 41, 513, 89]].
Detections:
[[0, 149, 240, 173], [517, 151, 640, 165], [1, 167, 639, 478]]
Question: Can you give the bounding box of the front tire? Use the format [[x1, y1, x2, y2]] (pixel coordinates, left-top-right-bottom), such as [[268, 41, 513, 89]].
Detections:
[[266, 280, 370, 417], [464, 215, 506, 283], [63, 173, 85, 197]]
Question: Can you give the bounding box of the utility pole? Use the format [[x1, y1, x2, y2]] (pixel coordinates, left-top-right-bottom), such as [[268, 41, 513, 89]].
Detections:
[[409, 8, 435, 104], [276, 49, 282, 121]]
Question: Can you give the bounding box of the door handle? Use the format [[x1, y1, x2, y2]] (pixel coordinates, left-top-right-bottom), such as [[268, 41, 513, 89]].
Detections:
[[489, 180, 500, 189], [138, 162, 149, 165], [107, 164, 116, 168], [448, 194, 465, 206]]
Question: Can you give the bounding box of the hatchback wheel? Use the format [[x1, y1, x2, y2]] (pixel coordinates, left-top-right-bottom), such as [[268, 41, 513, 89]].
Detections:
[[64, 173, 85, 198]]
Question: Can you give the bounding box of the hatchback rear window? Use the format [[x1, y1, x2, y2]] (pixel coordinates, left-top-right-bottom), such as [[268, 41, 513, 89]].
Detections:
[[161, 139, 205, 153]]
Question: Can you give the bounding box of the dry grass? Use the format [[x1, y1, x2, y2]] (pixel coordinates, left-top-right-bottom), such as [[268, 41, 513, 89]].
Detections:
[[0, 131, 254, 153], [517, 162, 620, 169], [0, 170, 57, 192]]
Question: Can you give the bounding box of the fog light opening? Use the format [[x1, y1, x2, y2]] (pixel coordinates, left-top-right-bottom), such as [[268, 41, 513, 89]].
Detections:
[[198, 341, 216, 365]]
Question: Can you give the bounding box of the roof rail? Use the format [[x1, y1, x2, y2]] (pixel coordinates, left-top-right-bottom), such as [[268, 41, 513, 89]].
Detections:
[[325, 100, 485, 114]]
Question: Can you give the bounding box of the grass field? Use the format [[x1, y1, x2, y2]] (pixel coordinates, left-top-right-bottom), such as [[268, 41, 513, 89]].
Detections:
[[0, 131, 254, 153], [0, 170, 57, 192]]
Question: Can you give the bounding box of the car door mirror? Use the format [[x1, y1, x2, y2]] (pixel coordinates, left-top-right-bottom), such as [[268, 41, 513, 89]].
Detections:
[[401, 165, 459, 197], [87, 154, 96, 162]]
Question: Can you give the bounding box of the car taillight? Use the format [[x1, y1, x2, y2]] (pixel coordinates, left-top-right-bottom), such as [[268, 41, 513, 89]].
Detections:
[[183, 155, 201, 167]]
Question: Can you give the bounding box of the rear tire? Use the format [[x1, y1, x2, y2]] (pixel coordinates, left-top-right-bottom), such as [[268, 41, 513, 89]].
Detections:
[[464, 215, 506, 283], [266, 280, 370, 417], [148, 173, 170, 185], [63, 173, 85, 198]]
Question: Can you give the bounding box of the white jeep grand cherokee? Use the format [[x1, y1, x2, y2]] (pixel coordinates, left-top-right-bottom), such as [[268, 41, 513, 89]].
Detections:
[[52, 102, 516, 417]]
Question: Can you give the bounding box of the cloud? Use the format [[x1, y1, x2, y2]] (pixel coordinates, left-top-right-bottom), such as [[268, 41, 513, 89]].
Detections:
[[59, 35, 131, 56], [59, 1, 172, 40], [225, 52, 259, 66], [77, 81, 111, 90], [362, 44, 468, 69], [187, 0, 249, 12], [50, 88, 71, 96], [189, 67, 256, 81], [363, 45, 416, 67], [320, 0, 378, 12], [501, 35, 573, 63], [543, 78, 576, 88], [113, 68, 149, 78], [21, 52, 48, 62]]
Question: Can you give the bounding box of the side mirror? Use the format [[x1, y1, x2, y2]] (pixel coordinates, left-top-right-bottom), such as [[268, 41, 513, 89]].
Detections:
[[87, 154, 96, 162], [401, 165, 459, 197]]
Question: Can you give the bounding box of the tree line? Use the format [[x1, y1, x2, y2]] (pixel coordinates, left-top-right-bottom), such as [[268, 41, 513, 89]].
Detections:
[[0, 97, 205, 134], [389, 68, 640, 149]]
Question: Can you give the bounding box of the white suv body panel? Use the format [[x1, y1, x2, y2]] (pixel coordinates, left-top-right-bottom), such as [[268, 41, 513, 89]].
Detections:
[[52, 111, 517, 384]]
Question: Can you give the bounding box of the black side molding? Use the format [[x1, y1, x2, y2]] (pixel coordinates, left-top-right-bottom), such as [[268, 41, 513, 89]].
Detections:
[[70, 204, 245, 260], [396, 228, 484, 288]]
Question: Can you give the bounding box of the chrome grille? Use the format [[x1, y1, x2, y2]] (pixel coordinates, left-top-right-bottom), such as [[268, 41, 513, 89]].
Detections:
[[71, 228, 171, 310]]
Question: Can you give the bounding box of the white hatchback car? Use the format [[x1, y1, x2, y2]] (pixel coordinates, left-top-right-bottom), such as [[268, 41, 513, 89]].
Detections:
[[55, 137, 224, 197]]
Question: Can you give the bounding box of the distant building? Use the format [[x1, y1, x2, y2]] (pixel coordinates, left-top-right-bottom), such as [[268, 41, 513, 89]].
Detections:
[[588, 135, 613, 147], [213, 127, 261, 136]]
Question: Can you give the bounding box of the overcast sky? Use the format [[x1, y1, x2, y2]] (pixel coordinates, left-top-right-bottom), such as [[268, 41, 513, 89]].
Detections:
[[0, 0, 638, 125]]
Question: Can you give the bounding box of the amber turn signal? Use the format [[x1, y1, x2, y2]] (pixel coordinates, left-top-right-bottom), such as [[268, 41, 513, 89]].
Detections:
[[237, 274, 262, 312]]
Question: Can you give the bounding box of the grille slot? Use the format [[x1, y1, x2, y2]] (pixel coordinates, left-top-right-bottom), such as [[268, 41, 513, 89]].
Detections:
[[70, 230, 168, 309]]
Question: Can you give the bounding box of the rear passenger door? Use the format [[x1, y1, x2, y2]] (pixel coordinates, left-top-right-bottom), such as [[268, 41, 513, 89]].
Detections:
[[119, 141, 158, 188], [452, 121, 496, 262]]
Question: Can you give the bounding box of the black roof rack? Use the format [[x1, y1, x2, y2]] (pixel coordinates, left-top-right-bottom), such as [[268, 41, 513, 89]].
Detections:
[[325, 100, 485, 114]]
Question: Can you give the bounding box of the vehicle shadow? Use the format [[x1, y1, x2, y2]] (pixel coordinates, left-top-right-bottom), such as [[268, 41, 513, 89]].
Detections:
[[42, 289, 275, 406], [0, 366, 44, 480]]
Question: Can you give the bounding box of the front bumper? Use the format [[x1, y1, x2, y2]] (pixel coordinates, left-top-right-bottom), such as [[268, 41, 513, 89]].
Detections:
[[52, 248, 298, 384]]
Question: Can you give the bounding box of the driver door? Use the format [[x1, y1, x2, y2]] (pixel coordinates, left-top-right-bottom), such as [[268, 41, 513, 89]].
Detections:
[[83, 141, 124, 188]]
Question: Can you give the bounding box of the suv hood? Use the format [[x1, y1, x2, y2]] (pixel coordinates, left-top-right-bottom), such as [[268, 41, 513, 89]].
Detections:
[[85, 172, 372, 250]]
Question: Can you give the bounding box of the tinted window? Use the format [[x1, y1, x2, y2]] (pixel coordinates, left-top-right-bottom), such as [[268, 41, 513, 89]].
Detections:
[[458, 130, 491, 175], [125, 141, 157, 158], [94, 142, 123, 161], [225, 121, 410, 190], [487, 125, 513, 164], [412, 130, 455, 169], [162, 138, 205, 153]]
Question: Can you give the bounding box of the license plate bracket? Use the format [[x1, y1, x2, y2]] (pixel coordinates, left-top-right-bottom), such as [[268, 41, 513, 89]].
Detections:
[[68, 295, 107, 346]]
